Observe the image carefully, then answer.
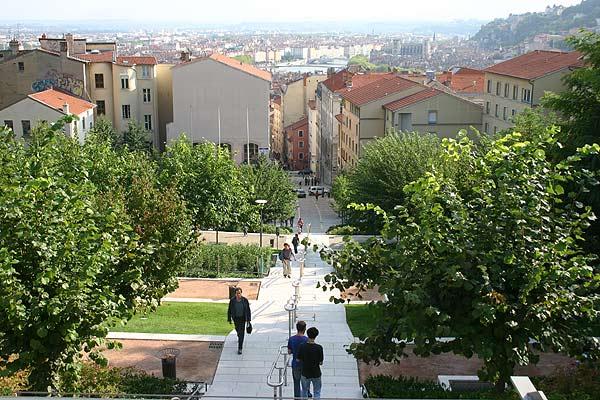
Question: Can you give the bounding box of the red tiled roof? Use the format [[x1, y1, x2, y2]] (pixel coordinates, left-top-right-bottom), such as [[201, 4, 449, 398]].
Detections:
[[308, 100, 316, 110], [437, 67, 484, 94], [383, 88, 442, 111], [335, 113, 344, 123], [284, 116, 308, 131], [116, 55, 157, 65], [484, 50, 583, 80], [322, 69, 353, 91], [29, 88, 95, 115], [339, 75, 419, 106], [77, 51, 114, 62]]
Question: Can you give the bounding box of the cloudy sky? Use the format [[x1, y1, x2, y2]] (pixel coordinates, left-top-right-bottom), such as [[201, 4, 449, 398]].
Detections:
[[5, 0, 584, 22]]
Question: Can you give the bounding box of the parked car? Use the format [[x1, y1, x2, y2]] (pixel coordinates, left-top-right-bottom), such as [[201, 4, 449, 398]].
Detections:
[[295, 189, 307, 198], [308, 186, 325, 196]]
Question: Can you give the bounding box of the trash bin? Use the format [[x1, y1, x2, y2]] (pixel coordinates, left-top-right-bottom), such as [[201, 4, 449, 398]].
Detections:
[[269, 238, 275, 247], [228, 285, 237, 299], [156, 348, 180, 379]]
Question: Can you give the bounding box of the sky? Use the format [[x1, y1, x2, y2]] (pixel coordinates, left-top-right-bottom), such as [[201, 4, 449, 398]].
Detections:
[[4, 0, 584, 23]]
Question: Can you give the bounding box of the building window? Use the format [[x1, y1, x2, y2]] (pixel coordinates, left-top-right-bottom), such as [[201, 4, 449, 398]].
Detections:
[[18, 62, 24, 72], [143, 88, 151, 103], [493, 126, 497, 134], [144, 114, 152, 130], [484, 122, 489, 133], [428, 110, 438, 124], [121, 77, 129, 89], [4, 120, 13, 130], [82, 116, 86, 130], [495, 82, 501, 96], [513, 85, 518, 100], [299, 153, 304, 160], [504, 83, 509, 97], [503, 107, 507, 120], [299, 141, 304, 148], [96, 100, 106, 115], [485, 101, 490, 114], [141, 65, 152, 78], [521, 88, 531, 103], [486, 79, 492, 93], [122, 104, 131, 119], [244, 143, 259, 162], [298, 129, 303, 137], [95, 73, 104, 89], [512, 109, 516, 117], [494, 104, 499, 118], [21, 120, 31, 137]]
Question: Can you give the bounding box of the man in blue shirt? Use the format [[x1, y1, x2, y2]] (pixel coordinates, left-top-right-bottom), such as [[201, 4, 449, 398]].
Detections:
[[287, 320, 309, 398]]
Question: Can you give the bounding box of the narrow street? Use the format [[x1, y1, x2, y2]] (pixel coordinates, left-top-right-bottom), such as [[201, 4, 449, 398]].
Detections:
[[291, 174, 340, 233]]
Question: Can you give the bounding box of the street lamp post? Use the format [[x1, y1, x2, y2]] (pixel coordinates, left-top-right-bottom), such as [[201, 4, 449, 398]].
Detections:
[[255, 199, 268, 275], [255, 199, 268, 247]]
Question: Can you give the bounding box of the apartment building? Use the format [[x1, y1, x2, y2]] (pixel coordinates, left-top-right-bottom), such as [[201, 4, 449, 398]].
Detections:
[[270, 95, 284, 161], [339, 75, 482, 171], [434, 67, 485, 105], [167, 53, 271, 164], [0, 34, 161, 146], [284, 116, 309, 171], [482, 50, 582, 134], [282, 74, 327, 127], [79, 51, 160, 145], [0, 88, 95, 143], [308, 100, 318, 174]]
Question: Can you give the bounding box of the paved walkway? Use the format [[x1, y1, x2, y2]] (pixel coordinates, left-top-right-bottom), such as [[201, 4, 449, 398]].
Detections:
[[204, 234, 361, 399]]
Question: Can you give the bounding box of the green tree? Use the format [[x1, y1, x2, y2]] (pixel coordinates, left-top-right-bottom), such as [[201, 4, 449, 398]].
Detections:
[[321, 129, 600, 391], [348, 55, 376, 70], [542, 30, 600, 251], [122, 121, 152, 154], [159, 136, 249, 231], [239, 156, 296, 225], [232, 54, 254, 64], [88, 117, 119, 148], [0, 120, 193, 391]]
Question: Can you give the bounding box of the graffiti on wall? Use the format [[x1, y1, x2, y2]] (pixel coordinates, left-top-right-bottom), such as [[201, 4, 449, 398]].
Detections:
[[31, 69, 84, 97]]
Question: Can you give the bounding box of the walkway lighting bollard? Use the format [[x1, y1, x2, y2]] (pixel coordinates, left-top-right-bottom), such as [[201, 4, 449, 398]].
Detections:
[[292, 280, 300, 300]]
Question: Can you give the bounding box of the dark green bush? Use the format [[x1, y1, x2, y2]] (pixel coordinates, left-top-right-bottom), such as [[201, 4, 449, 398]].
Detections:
[[364, 375, 518, 399], [533, 363, 600, 400], [327, 225, 359, 235], [182, 243, 274, 278]]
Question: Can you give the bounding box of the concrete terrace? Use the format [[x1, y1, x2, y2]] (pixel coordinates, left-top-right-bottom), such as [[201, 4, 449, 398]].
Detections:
[[204, 234, 362, 399]]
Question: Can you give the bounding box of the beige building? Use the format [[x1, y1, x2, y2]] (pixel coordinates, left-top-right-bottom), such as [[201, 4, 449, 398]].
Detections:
[[282, 74, 327, 127], [156, 64, 174, 151], [308, 100, 319, 174], [339, 75, 482, 171], [167, 53, 272, 164], [0, 88, 95, 143], [1, 34, 161, 147], [270, 95, 284, 161], [482, 50, 582, 134]]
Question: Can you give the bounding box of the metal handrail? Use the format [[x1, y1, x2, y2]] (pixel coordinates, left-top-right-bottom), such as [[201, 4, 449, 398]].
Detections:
[[266, 345, 290, 399]]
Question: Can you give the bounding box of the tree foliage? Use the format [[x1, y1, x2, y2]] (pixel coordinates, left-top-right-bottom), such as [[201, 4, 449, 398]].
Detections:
[[0, 120, 192, 391], [239, 156, 296, 224], [321, 128, 600, 390]]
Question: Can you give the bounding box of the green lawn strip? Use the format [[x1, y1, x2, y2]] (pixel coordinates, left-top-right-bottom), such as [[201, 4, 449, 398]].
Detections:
[[116, 302, 232, 335], [345, 304, 379, 339]]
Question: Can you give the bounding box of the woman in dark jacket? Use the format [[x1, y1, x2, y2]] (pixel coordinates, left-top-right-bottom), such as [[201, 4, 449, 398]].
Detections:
[[227, 287, 252, 354]]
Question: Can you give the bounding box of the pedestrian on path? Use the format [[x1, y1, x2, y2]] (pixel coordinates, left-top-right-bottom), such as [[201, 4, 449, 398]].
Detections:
[[292, 233, 300, 254], [287, 320, 309, 399], [279, 243, 295, 278], [297, 217, 304, 233], [297, 327, 324, 399], [227, 287, 251, 355]]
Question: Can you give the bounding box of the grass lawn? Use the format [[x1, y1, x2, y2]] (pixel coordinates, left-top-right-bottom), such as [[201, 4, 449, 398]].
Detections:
[[345, 304, 379, 339], [116, 302, 232, 335]]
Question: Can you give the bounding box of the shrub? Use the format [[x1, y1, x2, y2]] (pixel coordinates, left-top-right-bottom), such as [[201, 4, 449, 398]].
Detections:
[[364, 375, 518, 399], [533, 363, 600, 400], [326, 225, 359, 235], [182, 243, 274, 278]]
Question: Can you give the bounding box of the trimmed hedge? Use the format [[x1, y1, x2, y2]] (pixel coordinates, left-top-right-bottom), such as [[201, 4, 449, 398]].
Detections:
[[182, 243, 275, 278], [326, 224, 359, 235], [364, 375, 517, 399]]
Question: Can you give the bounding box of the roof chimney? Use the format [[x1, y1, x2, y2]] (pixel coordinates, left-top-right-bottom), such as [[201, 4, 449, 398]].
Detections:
[[63, 103, 70, 115], [9, 38, 21, 55]]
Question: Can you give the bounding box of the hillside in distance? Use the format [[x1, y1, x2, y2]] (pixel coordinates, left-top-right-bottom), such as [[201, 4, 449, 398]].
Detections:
[[472, 0, 600, 49]]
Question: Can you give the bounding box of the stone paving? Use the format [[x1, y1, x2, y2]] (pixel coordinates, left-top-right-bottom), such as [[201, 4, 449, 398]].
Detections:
[[204, 233, 362, 399]]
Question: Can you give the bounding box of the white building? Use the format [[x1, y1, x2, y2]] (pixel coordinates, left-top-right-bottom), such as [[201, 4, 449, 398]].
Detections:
[[0, 88, 95, 143], [167, 53, 272, 164]]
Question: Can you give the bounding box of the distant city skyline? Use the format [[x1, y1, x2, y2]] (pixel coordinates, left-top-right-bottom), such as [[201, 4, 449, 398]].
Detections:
[[3, 0, 583, 23]]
